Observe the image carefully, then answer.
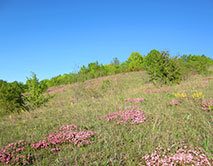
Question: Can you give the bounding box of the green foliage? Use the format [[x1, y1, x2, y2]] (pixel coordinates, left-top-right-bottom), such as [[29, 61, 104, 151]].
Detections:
[[1, 49, 212, 117], [180, 54, 212, 75], [127, 52, 144, 71], [144, 49, 161, 69], [17, 50, 212, 90], [145, 50, 182, 85], [78, 61, 106, 80], [25, 73, 49, 108], [103, 64, 117, 75], [119, 62, 129, 73], [0, 81, 25, 114]]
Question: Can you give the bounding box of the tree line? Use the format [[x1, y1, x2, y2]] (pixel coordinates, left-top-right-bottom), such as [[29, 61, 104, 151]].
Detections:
[[0, 49, 212, 115]]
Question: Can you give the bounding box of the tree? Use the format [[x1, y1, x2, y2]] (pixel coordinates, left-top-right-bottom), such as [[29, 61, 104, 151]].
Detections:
[[143, 49, 161, 70], [127, 52, 143, 71], [145, 50, 182, 85], [25, 73, 49, 108]]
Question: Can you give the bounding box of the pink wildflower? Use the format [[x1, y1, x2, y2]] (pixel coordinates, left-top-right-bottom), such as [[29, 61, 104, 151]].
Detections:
[[169, 99, 179, 106], [31, 124, 95, 151], [0, 141, 34, 165], [142, 146, 211, 165], [103, 109, 147, 125], [9, 118, 17, 122], [201, 104, 210, 111], [59, 124, 78, 131]]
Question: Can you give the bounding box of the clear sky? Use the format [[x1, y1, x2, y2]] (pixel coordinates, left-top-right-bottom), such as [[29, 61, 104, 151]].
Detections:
[[0, 0, 213, 83]]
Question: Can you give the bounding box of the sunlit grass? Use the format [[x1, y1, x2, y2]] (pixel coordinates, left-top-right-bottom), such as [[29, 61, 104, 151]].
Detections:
[[0, 71, 212, 165]]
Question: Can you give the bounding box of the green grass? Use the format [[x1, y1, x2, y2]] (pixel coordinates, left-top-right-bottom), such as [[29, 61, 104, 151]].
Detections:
[[0, 71, 213, 165]]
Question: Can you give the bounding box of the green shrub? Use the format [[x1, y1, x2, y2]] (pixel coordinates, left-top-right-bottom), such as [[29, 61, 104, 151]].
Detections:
[[119, 62, 129, 73], [180, 54, 212, 75], [103, 64, 117, 75], [0, 81, 25, 114], [144, 50, 182, 85], [25, 73, 49, 109]]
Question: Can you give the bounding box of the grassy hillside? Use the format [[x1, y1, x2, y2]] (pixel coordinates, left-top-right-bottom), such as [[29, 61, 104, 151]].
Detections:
[[0, 70, 212, 165]]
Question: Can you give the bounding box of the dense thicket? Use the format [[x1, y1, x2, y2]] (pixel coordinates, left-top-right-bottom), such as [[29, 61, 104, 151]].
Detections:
[[0, 49, 212, 115], [0, 81, 25, 114], [180, 54, 212, 76], [0, 74, 49, 115]]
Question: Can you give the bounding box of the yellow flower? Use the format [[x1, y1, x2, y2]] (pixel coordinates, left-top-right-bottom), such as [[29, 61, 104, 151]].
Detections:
[[181, 92, 186, 98], [175, 93, 180, 97], [22, 120, 26, 124], [192, 92, 204, 99]]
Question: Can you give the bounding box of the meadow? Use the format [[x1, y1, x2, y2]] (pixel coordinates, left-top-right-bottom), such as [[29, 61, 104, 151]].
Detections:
[[0, 69, 212, 165]]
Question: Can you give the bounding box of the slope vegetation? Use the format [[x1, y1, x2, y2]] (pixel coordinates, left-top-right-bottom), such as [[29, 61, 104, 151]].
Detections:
[[0, 71, 212, 165]]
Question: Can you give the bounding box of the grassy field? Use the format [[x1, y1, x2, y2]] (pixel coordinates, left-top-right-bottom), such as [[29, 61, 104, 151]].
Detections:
[[0, 70, 212, 165]]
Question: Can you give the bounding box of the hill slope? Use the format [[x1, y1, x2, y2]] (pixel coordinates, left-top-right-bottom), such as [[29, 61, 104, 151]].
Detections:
[[0, 71, 212, 165]]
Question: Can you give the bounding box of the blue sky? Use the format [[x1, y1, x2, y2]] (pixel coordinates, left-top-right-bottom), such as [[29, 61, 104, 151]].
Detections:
[[0, 0, 212, 83]]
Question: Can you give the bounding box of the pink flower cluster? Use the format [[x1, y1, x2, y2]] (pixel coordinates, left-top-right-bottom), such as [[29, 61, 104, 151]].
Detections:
[[9, 118, 17, 122], [146, 89, 168, 94], [201, 105, 211, 111], [125, 98, 145, 103], [103, 109, 147, 124], [142, 146, 211, 166], [31, 124, 95, 151], [169, 99, 179, 106], [59, 124, 78, 131], [0, 141, 34, 165], [201, 99, 213, 111]]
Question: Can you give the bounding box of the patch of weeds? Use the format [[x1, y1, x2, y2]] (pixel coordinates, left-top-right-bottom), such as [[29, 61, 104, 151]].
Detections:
[[100, 79, 112, 91]]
